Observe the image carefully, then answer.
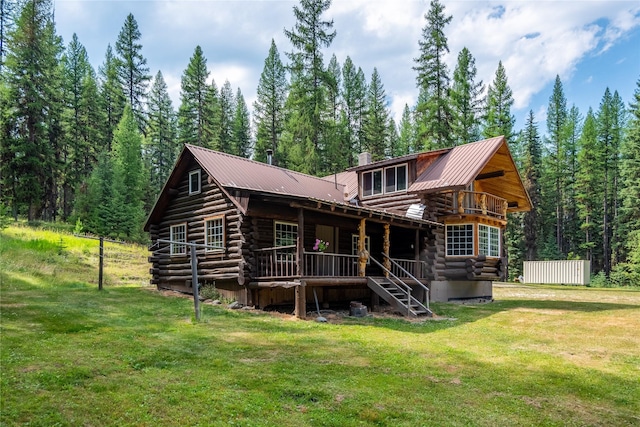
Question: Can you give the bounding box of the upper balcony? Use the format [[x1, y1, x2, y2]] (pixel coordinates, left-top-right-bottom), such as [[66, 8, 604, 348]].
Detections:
[[441, 191, 508, 221]]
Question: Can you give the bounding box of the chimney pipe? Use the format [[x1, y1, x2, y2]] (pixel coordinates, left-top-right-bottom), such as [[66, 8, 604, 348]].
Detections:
[[266, 149, 273, 165], [358, 152, 371, 166]]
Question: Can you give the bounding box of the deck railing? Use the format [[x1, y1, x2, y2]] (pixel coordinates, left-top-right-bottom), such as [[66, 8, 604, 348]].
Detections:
[[443, 191, 507, 220], [254, 245, 298, 279], [303, 251, 360, 277], [390, 258, 429, 279], [254, 248, 428, 280]]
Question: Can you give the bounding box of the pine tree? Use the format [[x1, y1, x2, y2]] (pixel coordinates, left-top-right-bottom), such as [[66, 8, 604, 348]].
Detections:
[[324, 53, 346, 172], [110, 105, 145, 241], [449, 47, 484, 146], [178, 45, 213, 148], [545, 75, 568, 255], [615, 78, 640, 283], [341, 56, 366, 165], [397, 104, 417, 155], [2, 0, 63, 220], [253, 39, 287, 164], [596, 88, 625, 276], [363, 67, 389, 161], [73, 151, 114, 235], [562, 105, 582, 256], [413, 0, 453, 149], [98, 44, 125, 151], [483, 61, 515, 142], [521, 111, 543, 261], [218, 80, 235, 153], [386, 118, 400, 158], [78, 71, 104, 172], [115, 13, 150, 133], [575, 109, 604, 272], [282, 0, 336, 175], [231, 88, 251, 158], [61, 33, 92, 220], [1, 0, 19, 72], [145, 70, 177, 202]]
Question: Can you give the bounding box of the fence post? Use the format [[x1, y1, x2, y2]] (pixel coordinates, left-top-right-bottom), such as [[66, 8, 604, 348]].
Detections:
[[98, 237, 104, 291], [190, 243, 201, 321]]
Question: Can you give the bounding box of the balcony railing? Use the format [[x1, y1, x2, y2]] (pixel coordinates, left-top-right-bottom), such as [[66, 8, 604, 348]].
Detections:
[[443, 191, 507, 220]]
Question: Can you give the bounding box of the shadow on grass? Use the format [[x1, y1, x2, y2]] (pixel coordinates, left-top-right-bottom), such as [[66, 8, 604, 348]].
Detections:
[[355, 296, 640, 334]]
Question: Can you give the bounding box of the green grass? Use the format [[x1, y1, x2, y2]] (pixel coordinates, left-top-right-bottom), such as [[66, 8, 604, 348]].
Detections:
[[1, 224, 639, 426]]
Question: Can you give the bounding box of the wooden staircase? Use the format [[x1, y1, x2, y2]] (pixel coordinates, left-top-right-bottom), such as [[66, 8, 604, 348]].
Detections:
[[367, 276, 433, 317]]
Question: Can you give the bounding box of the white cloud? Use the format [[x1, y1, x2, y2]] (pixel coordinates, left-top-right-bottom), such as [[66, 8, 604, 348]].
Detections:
[[445, 1, 639, 110], [53, 0, 640, 132]]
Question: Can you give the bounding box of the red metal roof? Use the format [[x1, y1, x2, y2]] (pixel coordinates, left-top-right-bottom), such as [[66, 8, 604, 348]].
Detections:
[[408, 136, 505, 193], [187, 144, 347, 202], [324, 170, 358, 201]]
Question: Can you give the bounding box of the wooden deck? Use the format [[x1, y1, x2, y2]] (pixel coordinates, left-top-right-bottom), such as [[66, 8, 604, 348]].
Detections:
[[253, 249, 429, 281]]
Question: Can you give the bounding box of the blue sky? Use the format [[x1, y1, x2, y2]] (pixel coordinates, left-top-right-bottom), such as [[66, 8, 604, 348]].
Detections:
[[53, 0, 640, 137]]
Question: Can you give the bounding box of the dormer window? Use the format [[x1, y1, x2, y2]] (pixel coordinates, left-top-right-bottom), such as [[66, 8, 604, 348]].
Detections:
[[362, 164, 407, 197], [362, 169, 383, 197], [385, 164, 407, 193], [189, 169, 201, 195]]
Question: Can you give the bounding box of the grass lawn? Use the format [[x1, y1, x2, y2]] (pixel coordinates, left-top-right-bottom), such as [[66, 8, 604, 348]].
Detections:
[[1, 224, 639, 426]]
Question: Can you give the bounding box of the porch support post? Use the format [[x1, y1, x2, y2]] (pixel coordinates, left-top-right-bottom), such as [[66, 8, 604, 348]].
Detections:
[[383, 223, 391, 277], [295, 283, 307, 319], [297, 208, 304, 276], [414, 229, 420, 277], [358, 218, 367, 277]]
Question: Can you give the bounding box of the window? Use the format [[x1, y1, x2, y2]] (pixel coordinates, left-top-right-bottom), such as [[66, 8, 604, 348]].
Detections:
[[446, 224, 474, 256], [274, 221, 297, 247], [385, 165, 407, 193], [352, 234, 371, 264], [362, 164, 407, 197], [189, 169, 201, 195], [479, 225, 500, 257], [205, 216, 225, 252], [170, 223, 187, 255], [362, 169, 383, 197]]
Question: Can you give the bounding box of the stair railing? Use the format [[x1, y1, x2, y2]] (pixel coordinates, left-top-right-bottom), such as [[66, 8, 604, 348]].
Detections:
[[382, 254, 430, 312], [369, 256, 413, 316]]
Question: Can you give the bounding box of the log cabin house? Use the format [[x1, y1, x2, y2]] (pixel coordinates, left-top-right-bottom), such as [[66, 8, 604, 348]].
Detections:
[[144, 136, 531, 318]]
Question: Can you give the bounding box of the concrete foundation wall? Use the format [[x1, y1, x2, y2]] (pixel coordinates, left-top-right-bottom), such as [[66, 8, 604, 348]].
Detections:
[[430, 280, 493, 302]]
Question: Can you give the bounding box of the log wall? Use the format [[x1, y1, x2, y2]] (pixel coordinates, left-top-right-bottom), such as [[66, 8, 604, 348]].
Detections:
[[148, 158, 244, 293]]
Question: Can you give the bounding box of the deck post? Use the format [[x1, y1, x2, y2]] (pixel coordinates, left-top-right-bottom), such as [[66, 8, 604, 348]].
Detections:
[[358, 219, 367, 277], [414, 229, 420, 277], [297, 208, 304, 276], [383, 223, 390, 277], [295, 282, 306, 319]]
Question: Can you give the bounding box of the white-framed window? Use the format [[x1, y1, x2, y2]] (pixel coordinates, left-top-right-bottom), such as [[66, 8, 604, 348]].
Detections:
[[274, 221, 297, 247], [170, 223, 187, 255], [205, 216, 225, 252], [362, 169, 383, 197], [385, 164, 407, 193], [362, 164, 407, 197], [189, 169, 201, 195], [479, 224, 500, 257], [446, 224, 474, 256], [352, 234, 371, 264]]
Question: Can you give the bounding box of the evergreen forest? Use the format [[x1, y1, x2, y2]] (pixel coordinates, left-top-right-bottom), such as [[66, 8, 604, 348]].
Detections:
[[1, 0, 639, 285]]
